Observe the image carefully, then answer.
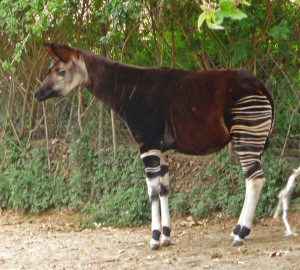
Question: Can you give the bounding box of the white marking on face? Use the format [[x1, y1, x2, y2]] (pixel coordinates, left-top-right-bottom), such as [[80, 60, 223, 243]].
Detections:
[[52, 57, 88, 96]]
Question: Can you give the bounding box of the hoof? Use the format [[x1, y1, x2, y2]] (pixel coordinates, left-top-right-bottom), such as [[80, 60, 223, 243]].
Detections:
[[232, 240, 244, 247], [161, 240, 171, 247], [161, 235, 171, 247], [232, 235, 244, 247], [150, 244, 160, 250], [150, 239, 160, 250]]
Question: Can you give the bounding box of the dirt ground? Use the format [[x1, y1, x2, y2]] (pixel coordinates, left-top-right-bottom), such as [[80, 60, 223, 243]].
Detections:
[[0, 208, 299, 270]]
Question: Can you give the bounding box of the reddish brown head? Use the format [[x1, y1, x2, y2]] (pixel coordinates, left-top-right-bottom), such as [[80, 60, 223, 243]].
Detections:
[[34, 44, 88, 101]]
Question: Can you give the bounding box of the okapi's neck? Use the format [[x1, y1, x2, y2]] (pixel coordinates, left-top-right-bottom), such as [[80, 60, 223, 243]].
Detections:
[[80, 50, 144, 117]]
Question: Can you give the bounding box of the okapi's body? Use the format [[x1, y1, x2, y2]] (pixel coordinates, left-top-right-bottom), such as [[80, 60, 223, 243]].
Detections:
[[34, 44, 274, 249]]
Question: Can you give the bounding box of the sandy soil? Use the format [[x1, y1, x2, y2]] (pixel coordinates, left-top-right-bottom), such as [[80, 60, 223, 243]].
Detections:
[[0, 208, 299, 270]]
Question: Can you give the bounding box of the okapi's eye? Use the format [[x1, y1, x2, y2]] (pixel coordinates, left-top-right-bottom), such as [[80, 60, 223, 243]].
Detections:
[[57, 70, 66, 77]]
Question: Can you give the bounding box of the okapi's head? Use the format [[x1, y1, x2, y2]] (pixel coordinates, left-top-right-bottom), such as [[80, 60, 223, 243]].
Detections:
[[34, 44, 88, 101]]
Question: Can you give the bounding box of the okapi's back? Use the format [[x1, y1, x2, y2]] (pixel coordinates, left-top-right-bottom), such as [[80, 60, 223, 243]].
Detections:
[[169, 69, 274, 155]]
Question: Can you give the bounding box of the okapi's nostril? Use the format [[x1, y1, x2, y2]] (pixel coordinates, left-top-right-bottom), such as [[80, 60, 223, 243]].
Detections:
[[34, 90, 41, 98]]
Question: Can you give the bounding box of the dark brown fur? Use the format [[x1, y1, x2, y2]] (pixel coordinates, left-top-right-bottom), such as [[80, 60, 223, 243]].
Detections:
[[35, 45, 274, 155]]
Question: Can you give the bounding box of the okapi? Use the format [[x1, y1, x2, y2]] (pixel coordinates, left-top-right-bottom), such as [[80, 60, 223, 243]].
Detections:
[[34, 44, 274, 249]]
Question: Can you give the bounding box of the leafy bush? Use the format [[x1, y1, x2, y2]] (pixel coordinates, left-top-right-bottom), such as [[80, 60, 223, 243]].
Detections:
[[0, 133, 149, 226], [0, 139, 66, 213], [67, 132, 149, 227]]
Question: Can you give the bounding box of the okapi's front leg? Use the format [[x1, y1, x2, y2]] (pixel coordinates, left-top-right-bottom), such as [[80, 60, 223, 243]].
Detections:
[[160, 151, 171, 247], [141, 149, 162, 250]]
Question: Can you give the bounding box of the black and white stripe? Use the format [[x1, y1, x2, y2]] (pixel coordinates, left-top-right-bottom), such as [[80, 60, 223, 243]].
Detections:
[[141, 150, 161, 179], [230, 95, 273, 181]]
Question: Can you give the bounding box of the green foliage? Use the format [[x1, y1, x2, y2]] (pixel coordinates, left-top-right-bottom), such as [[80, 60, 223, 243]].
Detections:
[[198, 0, 249, 30], [66, 132, 149, 227], [231, 42, 252, 66], [272, 75, 300, 142], [85, 185, 149, 228], [0, 133, 148, 226], [0, 0, 79, 71], [0, 139, 65, 213], [268, 20, 292, 42], [215, 1, 248, 24]]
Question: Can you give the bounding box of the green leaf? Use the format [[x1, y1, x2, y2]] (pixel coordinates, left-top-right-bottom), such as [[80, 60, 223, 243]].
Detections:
[[206, 17, 224, 30], [220, 1, 234, 10], [236, 0, 251, 6], [211, 8, 215, 23], [215, 1, 248, 24], [215, 9, 247, 24], [200, 5, 207, 11], [198, 12, 207, 30], [268, 20, 292, 41], [2, 60, 16, 73]]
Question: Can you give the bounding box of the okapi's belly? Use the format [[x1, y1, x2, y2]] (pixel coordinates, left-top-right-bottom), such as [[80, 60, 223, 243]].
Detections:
[[172, 107, 230, 155]]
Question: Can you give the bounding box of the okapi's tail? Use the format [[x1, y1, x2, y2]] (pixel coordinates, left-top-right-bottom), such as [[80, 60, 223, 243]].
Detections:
[[264, 137, 270, 151], [260, 82, 274, 152], [261, 88, 274, 152], [259, 83, 274, 153], [246, 69, 275, 152]]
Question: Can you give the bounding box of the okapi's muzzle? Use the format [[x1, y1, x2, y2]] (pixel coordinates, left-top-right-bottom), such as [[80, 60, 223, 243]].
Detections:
[[34, 86, 60, 102]]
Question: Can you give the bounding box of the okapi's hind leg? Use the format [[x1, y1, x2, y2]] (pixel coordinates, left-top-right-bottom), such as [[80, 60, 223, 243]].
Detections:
[[229, 95, 273, 246], [231, 176, 265, 246], [160, 151, 171, 247]]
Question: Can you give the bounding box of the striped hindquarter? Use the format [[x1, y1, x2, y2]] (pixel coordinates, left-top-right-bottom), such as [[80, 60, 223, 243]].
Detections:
[[230, 95, 273, 246], [231, 95, 273, 180]]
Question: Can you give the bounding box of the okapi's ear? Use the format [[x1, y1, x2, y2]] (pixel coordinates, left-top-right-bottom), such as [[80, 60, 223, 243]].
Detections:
[[44, 44, 79, 63]]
